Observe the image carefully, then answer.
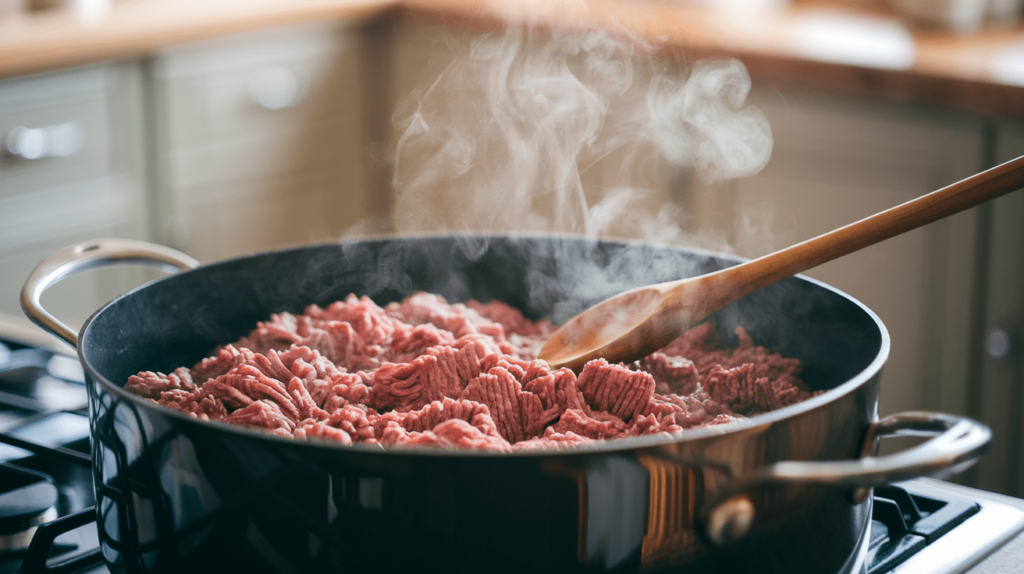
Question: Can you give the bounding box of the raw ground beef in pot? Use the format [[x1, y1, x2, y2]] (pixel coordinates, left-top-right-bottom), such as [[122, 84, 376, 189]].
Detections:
[[125, 292, 818, 451]]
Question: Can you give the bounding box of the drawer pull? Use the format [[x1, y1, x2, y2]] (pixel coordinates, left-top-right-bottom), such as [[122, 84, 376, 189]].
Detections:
[[247, 66, 300, 111], [985, 327, 1011, 359], [5, 123, 81, 160]]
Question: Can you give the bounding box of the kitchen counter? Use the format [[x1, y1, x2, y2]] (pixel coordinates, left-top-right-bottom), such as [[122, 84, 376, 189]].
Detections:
[[1, 0, 1023, 118], [0, 0, 394, 76]]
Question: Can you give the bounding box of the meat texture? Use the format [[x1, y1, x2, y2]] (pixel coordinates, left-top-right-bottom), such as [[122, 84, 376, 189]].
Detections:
[[125, 293, 817, 451]]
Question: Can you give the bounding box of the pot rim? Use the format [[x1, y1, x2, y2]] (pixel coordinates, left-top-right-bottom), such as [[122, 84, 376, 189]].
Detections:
[[78, 233, 891, 459]]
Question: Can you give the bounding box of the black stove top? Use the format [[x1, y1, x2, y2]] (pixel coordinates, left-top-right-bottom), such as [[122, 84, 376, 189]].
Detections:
[[0, 332, 1019, 574], [0, 337, 100, 574]]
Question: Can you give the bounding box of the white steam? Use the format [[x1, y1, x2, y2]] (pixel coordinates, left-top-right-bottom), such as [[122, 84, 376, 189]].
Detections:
[[647, 59, 773, 182], [388, 25, 773, 245]]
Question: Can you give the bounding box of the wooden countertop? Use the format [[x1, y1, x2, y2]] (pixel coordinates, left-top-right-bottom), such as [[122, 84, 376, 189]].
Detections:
[[0, 0, 395, 76], [2, 0, 1023, 117]]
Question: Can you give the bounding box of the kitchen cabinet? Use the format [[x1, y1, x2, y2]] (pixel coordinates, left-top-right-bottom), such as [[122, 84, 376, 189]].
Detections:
[[678, 87, 1024, 495], [970, 121, 1024, 496], [149, 22, 374, 263], [0, 20, 384, 325], [0, 63, 150, 329], [685, 88, 988, 422]]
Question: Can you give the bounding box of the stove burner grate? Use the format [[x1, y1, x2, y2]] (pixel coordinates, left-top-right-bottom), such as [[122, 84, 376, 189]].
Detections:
[[0, 337, 99, 574], [868, 484, 980, 573], [0, 465, 58, 554]]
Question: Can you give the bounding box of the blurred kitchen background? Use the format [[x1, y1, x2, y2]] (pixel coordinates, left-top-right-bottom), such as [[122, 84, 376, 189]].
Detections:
[[0, 0, 1022, 495]]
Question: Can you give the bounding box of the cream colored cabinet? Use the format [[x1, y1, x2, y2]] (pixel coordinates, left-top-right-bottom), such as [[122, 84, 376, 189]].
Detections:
[[150, 22, 372, 264], [684, 92, 1024, 497], [680, 88, 988, 421], [0, 64, 149, 330], [970, 122, 1024, 496]]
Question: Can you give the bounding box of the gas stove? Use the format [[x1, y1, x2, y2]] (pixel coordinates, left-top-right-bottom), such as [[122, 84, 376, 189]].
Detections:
[[1, 319, 1023, 574]]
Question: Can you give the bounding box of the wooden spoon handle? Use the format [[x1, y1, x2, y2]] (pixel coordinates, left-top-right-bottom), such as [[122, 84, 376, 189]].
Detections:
[[731, 154, 1024, 295]]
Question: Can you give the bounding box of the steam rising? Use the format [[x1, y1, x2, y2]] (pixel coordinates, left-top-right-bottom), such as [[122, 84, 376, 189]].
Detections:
[[388, 26, 773, 244], [343, 20, 777, 322]]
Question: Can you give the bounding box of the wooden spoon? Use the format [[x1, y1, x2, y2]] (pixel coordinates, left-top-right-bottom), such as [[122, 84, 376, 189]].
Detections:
[[539, 154, 1024, 373]]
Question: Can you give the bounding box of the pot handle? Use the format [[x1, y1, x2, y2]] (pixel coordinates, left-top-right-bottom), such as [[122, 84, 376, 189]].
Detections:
[[21, 238, 200, 348], [759, 411, 990, 487], [704, 411, 990, 545]]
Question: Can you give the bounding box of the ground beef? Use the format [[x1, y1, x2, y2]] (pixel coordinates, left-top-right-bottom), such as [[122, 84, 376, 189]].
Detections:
[[124, 293, 818, 451]]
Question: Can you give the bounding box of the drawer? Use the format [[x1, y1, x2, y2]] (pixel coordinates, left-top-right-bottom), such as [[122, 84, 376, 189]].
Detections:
[[166, 113, 360, 190], [0, 67, 114, 199], [167, 171, 366, 263], [0, 176, 144, 250], [0, 176, 147, 325], [158, 23, 361, 150], [746, 88, 986, 186], [152, 23, 369, 259]]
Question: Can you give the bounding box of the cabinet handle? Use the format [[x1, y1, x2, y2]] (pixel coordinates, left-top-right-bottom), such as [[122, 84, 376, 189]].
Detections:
[[247, 66, 301, 111], [5, 123, 82, 160], [985, 327, 1011, 359]]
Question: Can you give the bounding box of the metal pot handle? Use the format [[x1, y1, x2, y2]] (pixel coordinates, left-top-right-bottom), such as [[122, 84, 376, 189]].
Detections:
[[761, 411, 990, 487], [21, 238, 199, 348], [704, 411, 991, 545]]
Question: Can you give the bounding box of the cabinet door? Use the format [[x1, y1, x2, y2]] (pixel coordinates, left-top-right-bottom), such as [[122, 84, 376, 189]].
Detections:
[[153, 22, 368, 264], [971, 123, 1024, 496], [0, 64, 149, 330], [684, 88, 986, 419]]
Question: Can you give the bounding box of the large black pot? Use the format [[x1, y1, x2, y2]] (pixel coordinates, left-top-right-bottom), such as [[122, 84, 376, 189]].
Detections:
[[22, 235, 989, 574]]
